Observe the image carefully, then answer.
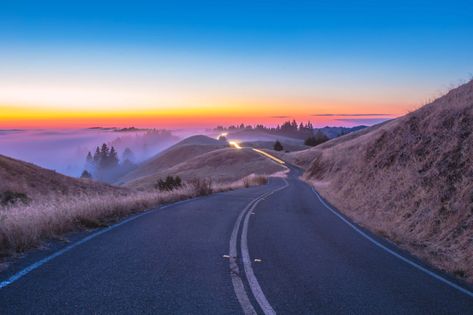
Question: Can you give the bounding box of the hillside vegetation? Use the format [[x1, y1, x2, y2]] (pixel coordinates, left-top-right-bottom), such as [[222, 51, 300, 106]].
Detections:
[[124, 147, 284, 190], [0, 155, 120, 199], [120, 135, 285, 189], [117, 135, 226, 185], [302, 80, 473, 282], [0, 151, 270, 258]]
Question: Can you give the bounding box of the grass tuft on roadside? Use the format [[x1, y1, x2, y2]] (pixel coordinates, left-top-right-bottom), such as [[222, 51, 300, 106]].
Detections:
[[0, 174, 268, 258]]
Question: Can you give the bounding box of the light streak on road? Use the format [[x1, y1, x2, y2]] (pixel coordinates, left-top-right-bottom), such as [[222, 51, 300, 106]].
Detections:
[[252, 148, 285, 164], [229, 141, 242, 149]]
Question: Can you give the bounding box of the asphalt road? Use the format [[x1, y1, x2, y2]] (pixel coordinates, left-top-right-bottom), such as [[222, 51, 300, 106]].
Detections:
[[1, 166, 473, 314]]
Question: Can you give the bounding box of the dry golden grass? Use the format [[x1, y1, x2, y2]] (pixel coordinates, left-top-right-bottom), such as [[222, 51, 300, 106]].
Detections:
[[301, 80, 473, 283], [0, 141, 272, 258], [118, 135, 226, 185], [0, 171, 269, 257], [0, 155, 121, 198], [124, 147, 284, 190]]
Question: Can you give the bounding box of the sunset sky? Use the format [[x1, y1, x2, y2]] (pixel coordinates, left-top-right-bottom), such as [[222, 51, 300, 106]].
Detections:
[[1, 1, 472, 128]]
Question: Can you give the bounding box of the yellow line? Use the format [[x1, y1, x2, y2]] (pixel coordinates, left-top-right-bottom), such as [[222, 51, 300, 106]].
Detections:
[[252, 148, 285, 164]]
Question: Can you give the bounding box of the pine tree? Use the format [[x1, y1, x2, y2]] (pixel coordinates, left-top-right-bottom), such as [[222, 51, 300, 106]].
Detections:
[[80, 170, 92, 179], [274, 140, 283, 151], [108, 146, 119, 168], [306, 121, 314, 130], [93, 146, 101, 164], [85, 151, 94, 171], [86, 152, 93, 164], [122, 148, 135, 162], [99, 143, 110, 168]]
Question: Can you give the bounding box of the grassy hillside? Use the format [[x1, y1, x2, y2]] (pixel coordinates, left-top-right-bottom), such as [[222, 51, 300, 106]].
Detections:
[[0, 151, 270, 257], [117, 135, 227, 185], [0, 155, 120, 200], [119, 135, 285, 189], [124, 147, 285, 190], [303, 80, 473, 282]]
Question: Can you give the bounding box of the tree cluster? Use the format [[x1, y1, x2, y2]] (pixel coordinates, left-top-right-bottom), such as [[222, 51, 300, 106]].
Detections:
[[83, 144, 136, 183], [87, 143, 119, 171], [215, 120, 315, 139], [304, 130, 329, 147], [273, 140, 284, 151], [155, 176, 183, 191]]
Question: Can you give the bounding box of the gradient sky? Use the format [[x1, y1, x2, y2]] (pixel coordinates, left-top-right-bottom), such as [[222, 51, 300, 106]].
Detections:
[[1, 0, 472, 128]]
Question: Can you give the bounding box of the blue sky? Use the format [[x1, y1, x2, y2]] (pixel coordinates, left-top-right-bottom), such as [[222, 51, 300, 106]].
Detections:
[[1, 0, 472, 127]]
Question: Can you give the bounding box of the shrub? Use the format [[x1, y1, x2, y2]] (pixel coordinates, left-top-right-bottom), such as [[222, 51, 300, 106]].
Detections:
[[0, 191, 30, 206], [305, 131, 329, 147], [453, 269, 467, 278], [80, 170, 92, 179], [0, 174, 269, 256], [244, 175, 268, 188], [155, 176, 183, 191], [273, 140, 283, 151], [243, 177, 251, 188], [189, 178, 213, 196]]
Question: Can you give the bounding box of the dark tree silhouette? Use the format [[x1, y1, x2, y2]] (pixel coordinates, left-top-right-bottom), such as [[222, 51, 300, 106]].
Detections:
[[122, 147, 135, 162], [86, 152, 93, 164], [305, 130, 329, 146], [155, 176, 183, 191], [93, 146, 101, 163], [108, 146, 119, 168], [80, 170, 92, 179], [274, 140, 284, 151]]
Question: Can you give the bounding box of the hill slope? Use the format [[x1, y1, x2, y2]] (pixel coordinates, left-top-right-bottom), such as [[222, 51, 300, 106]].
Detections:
[[303, 80, 473, 281], [0, 155, 119, 200], [117, 135, 227, 185], [124, 147, 285, 190]]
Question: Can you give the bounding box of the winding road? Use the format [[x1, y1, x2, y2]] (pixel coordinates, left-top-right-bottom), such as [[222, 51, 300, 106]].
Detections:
[[1, 158, 473, 314]]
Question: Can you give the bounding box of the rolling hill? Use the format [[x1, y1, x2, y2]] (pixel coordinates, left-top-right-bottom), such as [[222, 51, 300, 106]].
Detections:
[[300, 80, 473, 281], [117, 135, 228, 185], [0, 155, 120, 201], [119, 135, 285, 189]]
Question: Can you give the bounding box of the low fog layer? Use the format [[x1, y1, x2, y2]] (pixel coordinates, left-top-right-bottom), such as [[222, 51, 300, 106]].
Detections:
[[0, 128, 185, 177], [0, 123, 368, 179]]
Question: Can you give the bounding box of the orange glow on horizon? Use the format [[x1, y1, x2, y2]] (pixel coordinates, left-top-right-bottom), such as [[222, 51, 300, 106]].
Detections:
[[0, 98, 403, 129]]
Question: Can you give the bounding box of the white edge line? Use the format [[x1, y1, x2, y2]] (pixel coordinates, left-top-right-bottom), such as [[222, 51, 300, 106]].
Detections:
[[0, 199, 192, 289], [311, 187, 473, 299]]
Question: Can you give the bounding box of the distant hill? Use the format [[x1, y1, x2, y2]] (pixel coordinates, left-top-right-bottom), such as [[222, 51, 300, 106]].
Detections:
[[301, 80, 473, 281], [117, 135, 227, 185], [226, 125, 366, 141], [241, 140, 308, 152], [118, 135, 285, 189], [317, 125, 367, 139], [124, 147, 284, 190], [173, 135, 223, 146], [0, 155, 120, 201]]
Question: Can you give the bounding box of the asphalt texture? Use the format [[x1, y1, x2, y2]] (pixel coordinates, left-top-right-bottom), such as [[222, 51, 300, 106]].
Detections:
[[1, 166, 473, 314]]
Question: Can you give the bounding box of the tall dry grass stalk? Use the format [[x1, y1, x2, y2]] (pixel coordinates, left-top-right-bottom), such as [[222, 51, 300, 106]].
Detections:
[[0, 175, 268, 257]]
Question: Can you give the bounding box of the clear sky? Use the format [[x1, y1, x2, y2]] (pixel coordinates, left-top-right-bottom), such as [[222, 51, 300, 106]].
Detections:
[[1, 0, 472, 128]]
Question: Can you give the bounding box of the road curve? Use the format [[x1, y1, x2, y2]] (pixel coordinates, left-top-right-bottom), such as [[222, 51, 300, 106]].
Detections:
[[1, 166, 473, 314]]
